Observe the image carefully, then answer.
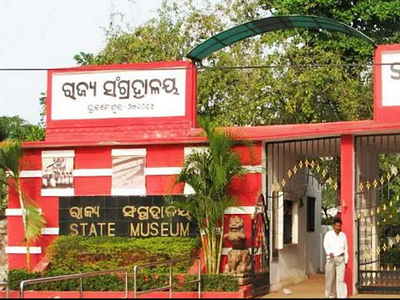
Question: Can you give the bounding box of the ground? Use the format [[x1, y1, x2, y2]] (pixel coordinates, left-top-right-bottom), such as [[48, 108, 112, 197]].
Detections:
[[262, 274, 400, 298]]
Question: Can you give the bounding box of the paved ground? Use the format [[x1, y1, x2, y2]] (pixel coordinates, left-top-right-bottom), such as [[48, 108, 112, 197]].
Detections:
[[261, 274, 400, 298]]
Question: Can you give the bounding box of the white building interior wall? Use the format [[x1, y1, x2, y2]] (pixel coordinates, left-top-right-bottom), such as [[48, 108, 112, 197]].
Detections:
[[266, 138, 340, 291]]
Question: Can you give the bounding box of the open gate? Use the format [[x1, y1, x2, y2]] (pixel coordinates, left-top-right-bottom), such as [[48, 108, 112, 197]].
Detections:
[[251, 194, 270, 297], [264, 138, 340, 294]]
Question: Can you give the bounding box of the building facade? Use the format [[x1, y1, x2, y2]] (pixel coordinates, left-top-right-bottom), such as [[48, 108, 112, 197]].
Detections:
[[6, 44, 400, 295]]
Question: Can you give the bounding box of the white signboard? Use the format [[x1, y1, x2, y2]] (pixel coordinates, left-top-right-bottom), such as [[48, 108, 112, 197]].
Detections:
[[51, 68, 187, 120], [381, 51, 400, 106]]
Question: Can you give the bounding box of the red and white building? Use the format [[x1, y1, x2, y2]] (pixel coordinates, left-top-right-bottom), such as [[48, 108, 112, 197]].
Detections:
[[6, 43, 400, 295]]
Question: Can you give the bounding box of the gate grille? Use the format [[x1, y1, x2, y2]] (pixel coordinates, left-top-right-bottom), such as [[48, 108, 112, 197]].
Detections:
[[251, 194, 270, 297], [356, 135, 400, 293]]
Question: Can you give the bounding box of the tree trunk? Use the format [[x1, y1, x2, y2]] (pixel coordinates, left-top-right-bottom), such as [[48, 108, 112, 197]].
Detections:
[[16, 183, 30, 270], [26, 245, 30, 271], [209, 231, 215, 273], [202, 230, 212, 273], [216, 223, 224, 274], [212, 232, 217, 273]]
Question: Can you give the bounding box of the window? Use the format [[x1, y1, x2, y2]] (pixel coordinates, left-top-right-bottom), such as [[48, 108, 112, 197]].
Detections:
[[272, 192, 298, 253], [282, 197, 298, 245], [307, 196, 316, 232], [284, 200, 293, 244]]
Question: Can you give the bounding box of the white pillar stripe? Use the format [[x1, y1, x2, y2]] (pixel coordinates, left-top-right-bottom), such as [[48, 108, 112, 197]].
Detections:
[[6, 246, 42, 254], [19, 165, 262, 178], [5, 208, 43, 216], [224, 206, 255, 214]]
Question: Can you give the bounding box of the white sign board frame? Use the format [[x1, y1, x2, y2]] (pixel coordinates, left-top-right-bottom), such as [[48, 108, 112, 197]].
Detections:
[[51, 68, 186, 120]]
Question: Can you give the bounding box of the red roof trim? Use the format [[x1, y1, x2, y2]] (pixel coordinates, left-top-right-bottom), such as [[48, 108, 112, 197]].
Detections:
[[22, 119, 400, 149]]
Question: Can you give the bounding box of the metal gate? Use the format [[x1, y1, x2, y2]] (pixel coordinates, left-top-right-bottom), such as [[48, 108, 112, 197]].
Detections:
[[264, 138, 340, 294], [251, 194, 270, 297], [355, 135, 400, 293]]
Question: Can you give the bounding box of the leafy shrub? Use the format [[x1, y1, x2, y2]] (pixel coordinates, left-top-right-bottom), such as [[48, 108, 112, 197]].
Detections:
[[9, 236, 238, 292], [8, 269, 40, 290], [201, 274, 239, 292], [9, 270, 239, 292], [46, 236, 200, 273]]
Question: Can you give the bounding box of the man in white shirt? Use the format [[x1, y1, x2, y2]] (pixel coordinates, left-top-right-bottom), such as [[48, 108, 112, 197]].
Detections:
[[323, 218, 348, 298]]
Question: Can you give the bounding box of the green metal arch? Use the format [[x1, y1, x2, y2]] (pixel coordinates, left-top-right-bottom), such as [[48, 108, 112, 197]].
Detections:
[[186, 15, 376, 62]]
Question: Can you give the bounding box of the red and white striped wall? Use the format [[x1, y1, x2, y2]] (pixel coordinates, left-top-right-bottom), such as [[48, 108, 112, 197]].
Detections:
[[7, 143, 263, 270]]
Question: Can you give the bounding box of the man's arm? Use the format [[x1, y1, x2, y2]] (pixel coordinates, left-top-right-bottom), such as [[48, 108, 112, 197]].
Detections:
[[323, 232, 333, 258], [344, 233, 349, 264]]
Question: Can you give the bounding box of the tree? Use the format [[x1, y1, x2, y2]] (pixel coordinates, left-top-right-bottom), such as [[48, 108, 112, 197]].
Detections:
[[260, 0, 400, 61], [0, 115, 45, 219], [0, 168, 7, 218], [72, 0, 400, 230], [72, 0, 398, 126], [167, 117, 248, 274], [321, 185, 339, 225], [0, 139, 46, 270], [0, 116, 45, 142], [71, 0, 400, 251]]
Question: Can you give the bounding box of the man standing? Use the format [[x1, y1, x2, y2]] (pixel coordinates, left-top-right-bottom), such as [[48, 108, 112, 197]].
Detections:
[[323, 218, 348, 298]]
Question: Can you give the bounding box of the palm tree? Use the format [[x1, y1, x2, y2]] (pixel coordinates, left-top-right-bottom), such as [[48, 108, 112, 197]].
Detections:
[[0, 139, 46, 270], [167, 117, 248, 274]]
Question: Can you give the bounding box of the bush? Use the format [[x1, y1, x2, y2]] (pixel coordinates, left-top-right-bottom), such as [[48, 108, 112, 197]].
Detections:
[[10, 236, 200, 291], [10, 269, 136, 291], [9, 270, 239, 292], [174, 274, 239, 292], [9, 236, 238, 292], [46, 236, 200, 273], [8, 269, 40, 290], [201, 274, 239, 292]]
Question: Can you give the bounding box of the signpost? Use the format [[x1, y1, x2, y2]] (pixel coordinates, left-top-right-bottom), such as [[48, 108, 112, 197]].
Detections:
[[59, 195, 197, 238]]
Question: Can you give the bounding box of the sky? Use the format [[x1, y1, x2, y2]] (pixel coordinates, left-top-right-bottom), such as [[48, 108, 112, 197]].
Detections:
[[0, 0, 163, 124]]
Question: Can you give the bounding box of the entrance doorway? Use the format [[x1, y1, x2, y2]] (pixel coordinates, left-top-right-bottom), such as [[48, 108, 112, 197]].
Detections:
[[266, 138, 341, 291]]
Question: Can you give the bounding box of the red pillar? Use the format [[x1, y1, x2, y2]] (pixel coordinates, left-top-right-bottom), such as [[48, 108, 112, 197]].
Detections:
[[340, 135, 355, 295]]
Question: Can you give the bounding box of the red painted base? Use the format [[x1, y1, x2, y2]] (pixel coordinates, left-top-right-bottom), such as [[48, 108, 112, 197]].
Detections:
[[1, 285, 252, 299]]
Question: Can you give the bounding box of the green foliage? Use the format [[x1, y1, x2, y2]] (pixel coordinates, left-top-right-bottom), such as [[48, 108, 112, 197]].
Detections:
[[8, 236, 238, 292], [0, 168, 7, 217], [9, 269, 146, 291], [70, 0, 399, 127], [38, 92, 46, 128], [0, 115, 45, 217], [200, 274, 239, 292], [0, 139, 47, 269], [260, 0, 400, 60], [307, 157, 340, 224], [0, 139, 22, 182], [175, 274, 239, 292], [168, 117, 246, 232], [8, 269, 40, 290], [321, 185, 338, 225], [376, 154, 400, 231], [8, 269, 239, 292], [0, 116, 44, 142], [0, 140, 47, 243], [46, 236, 200, 273], [166, 117, 249, 274]]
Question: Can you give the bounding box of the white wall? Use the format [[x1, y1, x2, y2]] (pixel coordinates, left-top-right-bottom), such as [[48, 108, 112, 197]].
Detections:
[[305, 179, 322, 275], [269, 168, 323, 291]]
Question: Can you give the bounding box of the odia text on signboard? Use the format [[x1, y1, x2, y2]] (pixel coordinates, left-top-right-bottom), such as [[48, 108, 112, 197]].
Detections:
[[59, 196, 197, 238], [51, 69, 186, 120]]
